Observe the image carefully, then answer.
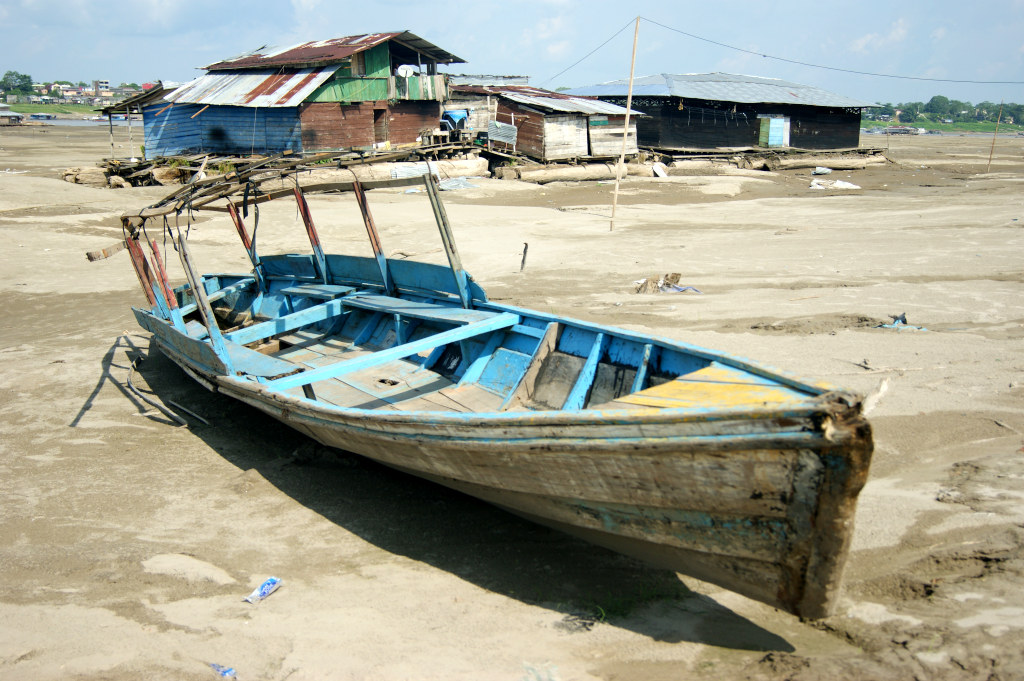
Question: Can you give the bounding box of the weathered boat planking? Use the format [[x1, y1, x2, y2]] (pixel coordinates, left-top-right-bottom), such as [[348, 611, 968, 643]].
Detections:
[[119, 171, 872, 619]]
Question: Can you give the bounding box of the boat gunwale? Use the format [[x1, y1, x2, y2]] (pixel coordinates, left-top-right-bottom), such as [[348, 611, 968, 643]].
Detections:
[[137, 287, 849, 420], [212, 367, 858, 436]]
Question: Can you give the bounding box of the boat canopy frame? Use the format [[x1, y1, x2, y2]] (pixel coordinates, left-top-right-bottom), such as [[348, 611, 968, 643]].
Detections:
[[122, 172, 485, 380]]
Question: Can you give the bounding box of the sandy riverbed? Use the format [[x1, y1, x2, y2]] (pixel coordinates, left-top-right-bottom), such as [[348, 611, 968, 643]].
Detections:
[[1, 125, 1022, 680]]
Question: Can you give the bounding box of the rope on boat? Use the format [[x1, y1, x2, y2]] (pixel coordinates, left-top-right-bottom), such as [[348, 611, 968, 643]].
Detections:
[[126, 356, 188, 427], [166, 400, 211, 426]]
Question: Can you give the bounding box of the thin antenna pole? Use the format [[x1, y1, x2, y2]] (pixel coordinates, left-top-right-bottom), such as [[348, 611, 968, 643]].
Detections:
[[986, 101, 1003, 173], [610, 16, 640, 232]]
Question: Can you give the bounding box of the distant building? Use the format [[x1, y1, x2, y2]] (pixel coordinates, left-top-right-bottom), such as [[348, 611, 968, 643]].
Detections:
[[566, 73, 876, 151], [141, 32, 465, 158], [0, 102, 24, 126], [448, 84, 639, 161], [448, 75, 530, 86]]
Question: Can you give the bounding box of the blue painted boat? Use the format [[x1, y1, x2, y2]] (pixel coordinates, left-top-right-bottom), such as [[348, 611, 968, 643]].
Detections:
[[121, 173, 872, 618]]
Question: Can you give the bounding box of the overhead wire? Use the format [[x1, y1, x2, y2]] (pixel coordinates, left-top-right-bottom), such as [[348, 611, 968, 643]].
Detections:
[[641, 17, 1024, 85], [544, 16, 1024, 86], [540, 17, 637, 87]]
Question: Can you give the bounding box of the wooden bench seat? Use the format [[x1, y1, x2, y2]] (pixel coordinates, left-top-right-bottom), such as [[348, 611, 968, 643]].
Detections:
[[341, 293, 499, 325], [180, 277, 256, 316], [222, 341, 301, 380], [279, 283, 357, 300]]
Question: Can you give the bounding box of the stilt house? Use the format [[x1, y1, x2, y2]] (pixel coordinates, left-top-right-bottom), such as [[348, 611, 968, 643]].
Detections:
[[447, 85, 640, 162], [566, 73, 874, 151], [142, 32, 465, 158]]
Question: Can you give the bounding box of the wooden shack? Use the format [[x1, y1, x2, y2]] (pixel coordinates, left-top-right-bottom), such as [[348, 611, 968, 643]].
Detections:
[[566, 73, 874, 151], [141, 32, 465, 158], [447, 85, 639, 162]]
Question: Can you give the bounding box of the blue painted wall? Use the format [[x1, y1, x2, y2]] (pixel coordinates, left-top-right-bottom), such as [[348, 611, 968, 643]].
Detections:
[[143, 103, 303, 158]]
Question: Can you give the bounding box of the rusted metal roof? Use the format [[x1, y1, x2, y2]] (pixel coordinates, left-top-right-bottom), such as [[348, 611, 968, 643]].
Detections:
[[205, 32, 464, 71], [166, 66, 339, 108], [452, 85, 641, 116], [103, 80, 180, 114], [501, 92, 641, 116], [565, 73, 874, 108]]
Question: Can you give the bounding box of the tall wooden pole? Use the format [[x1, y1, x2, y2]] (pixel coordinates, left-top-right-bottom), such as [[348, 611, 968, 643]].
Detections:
[[610, 16, 640, 232], [986, 101, 1003, 173]]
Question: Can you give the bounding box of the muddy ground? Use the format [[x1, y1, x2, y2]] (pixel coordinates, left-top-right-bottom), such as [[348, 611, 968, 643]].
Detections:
[[1, 124, 1023, 680]]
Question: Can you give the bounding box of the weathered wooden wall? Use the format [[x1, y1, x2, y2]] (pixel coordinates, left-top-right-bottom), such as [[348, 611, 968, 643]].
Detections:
[[587, 115, 638, 156], [497, 101, 589, 161], [143, 103, 302, 158], [143, 102, 203, 158], [300, 101, 441, 151], [445, 95, 496, 138], [603, 97, 862, 150], [387, 101, 443, 144], [788, 107, 862, 149], [300, 102, 376, 150], [540, 114, 588, 160]]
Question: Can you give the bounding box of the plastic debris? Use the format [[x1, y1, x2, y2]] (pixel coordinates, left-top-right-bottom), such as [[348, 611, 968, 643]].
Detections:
[[633, 273, 703, 295], [876, 313, 926, 331], [243, 576, 281, 603], [439, 176, 479, 191], [209, 663, 236, 678], [405, 176, 479, 192], [812, 166, 832, 175], [810, 179, 860, 190], [390, 161, 438, 179]]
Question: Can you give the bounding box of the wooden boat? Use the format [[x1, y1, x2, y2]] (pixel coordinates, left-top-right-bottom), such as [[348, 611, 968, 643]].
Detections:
[[119, 170, 872, 619]]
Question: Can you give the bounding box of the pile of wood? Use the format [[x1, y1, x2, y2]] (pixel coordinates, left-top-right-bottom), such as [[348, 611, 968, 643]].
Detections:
[[122, 147, 480, 221], [74, 141, 480, 189], [649, 147, 889, 172]]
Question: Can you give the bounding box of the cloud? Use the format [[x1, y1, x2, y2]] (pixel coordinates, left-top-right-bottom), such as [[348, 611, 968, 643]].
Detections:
[[931, 27, 947, 41], [546, 40, 571, 58], [525, 15, 567, 43], [850, 19, 909, 53]]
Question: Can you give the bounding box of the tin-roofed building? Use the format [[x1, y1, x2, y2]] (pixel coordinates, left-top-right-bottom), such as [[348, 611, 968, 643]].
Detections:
[[565, 73, 874, 151], [142, 32, 465, 158], [448, 85, 640, 162]]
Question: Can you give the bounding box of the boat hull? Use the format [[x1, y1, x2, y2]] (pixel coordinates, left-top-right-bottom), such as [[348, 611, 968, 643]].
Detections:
[[148, 329, 870, 618], [121, 171, 872, 619]]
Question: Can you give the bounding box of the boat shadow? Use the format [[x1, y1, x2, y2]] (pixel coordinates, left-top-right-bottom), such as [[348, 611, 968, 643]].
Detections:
[[133, 341, 795, 651]]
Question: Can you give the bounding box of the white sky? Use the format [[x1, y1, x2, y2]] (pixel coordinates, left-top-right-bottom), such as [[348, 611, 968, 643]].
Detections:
[[2, 0, 1022, 105]]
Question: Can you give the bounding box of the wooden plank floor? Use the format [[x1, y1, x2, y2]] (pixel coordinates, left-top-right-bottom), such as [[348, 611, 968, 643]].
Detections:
[[272, 332, 505, 412]]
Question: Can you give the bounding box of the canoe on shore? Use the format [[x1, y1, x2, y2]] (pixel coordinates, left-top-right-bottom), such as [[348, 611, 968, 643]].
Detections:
[[119, 172, 873, 618]]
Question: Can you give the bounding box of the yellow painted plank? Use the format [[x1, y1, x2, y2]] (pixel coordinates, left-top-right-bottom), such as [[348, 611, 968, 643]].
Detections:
[[615, 364, 806, 410]]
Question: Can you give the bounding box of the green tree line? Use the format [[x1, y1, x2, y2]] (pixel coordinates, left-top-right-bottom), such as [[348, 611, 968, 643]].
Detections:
[[1, 70, 140, 94], [867, 96, 1021, 125]]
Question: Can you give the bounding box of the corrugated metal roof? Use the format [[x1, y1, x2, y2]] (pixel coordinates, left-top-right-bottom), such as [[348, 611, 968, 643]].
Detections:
[[205, 31, 464, 71], [166, 67, 340, 108], [104, 80, 180, 113], [453, 85, 641, 115], [448, 74, 530, 86], [502, 92, 640, 116], [564, 73, 874, 108]]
